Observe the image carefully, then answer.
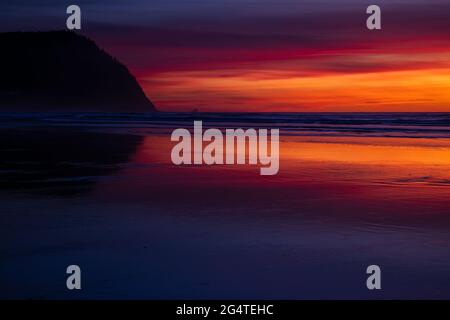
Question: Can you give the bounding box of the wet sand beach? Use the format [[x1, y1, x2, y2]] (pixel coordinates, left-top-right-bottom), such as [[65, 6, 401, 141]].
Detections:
[[1, 113, 450, 299]]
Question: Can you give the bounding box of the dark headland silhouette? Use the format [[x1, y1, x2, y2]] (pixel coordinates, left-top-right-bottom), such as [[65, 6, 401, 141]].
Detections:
[[0, 31, 156, 112]]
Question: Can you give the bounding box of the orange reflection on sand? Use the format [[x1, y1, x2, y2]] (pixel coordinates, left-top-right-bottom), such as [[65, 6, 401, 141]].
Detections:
[[132, 134, 450, 168], [96, 133, 450, 202], [281, 137, 450, 166]]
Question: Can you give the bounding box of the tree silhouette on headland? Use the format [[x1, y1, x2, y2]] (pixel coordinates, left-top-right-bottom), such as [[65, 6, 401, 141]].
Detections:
[[0, 31, 156, 112]]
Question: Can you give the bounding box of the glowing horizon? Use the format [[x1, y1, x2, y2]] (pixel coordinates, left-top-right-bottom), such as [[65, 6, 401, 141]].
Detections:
[[141, 66, 450, 112]]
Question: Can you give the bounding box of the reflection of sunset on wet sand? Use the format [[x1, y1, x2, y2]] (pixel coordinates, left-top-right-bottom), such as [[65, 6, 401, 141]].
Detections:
[[132, 133, 450, 178], [2, 113, 450, 299], [134, 134, 450, 164], [282, 137, 450, 165]]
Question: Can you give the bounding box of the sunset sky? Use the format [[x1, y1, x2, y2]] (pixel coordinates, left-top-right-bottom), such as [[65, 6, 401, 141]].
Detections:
[[2, 0, 450, 112]]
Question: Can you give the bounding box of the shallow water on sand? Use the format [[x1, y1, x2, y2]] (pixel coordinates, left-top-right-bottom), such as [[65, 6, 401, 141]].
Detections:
[[1, 113, 450, 299]]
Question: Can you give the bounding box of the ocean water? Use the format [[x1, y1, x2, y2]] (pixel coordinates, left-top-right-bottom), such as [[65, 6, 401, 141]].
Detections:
[[1, 112, 450, 299]]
